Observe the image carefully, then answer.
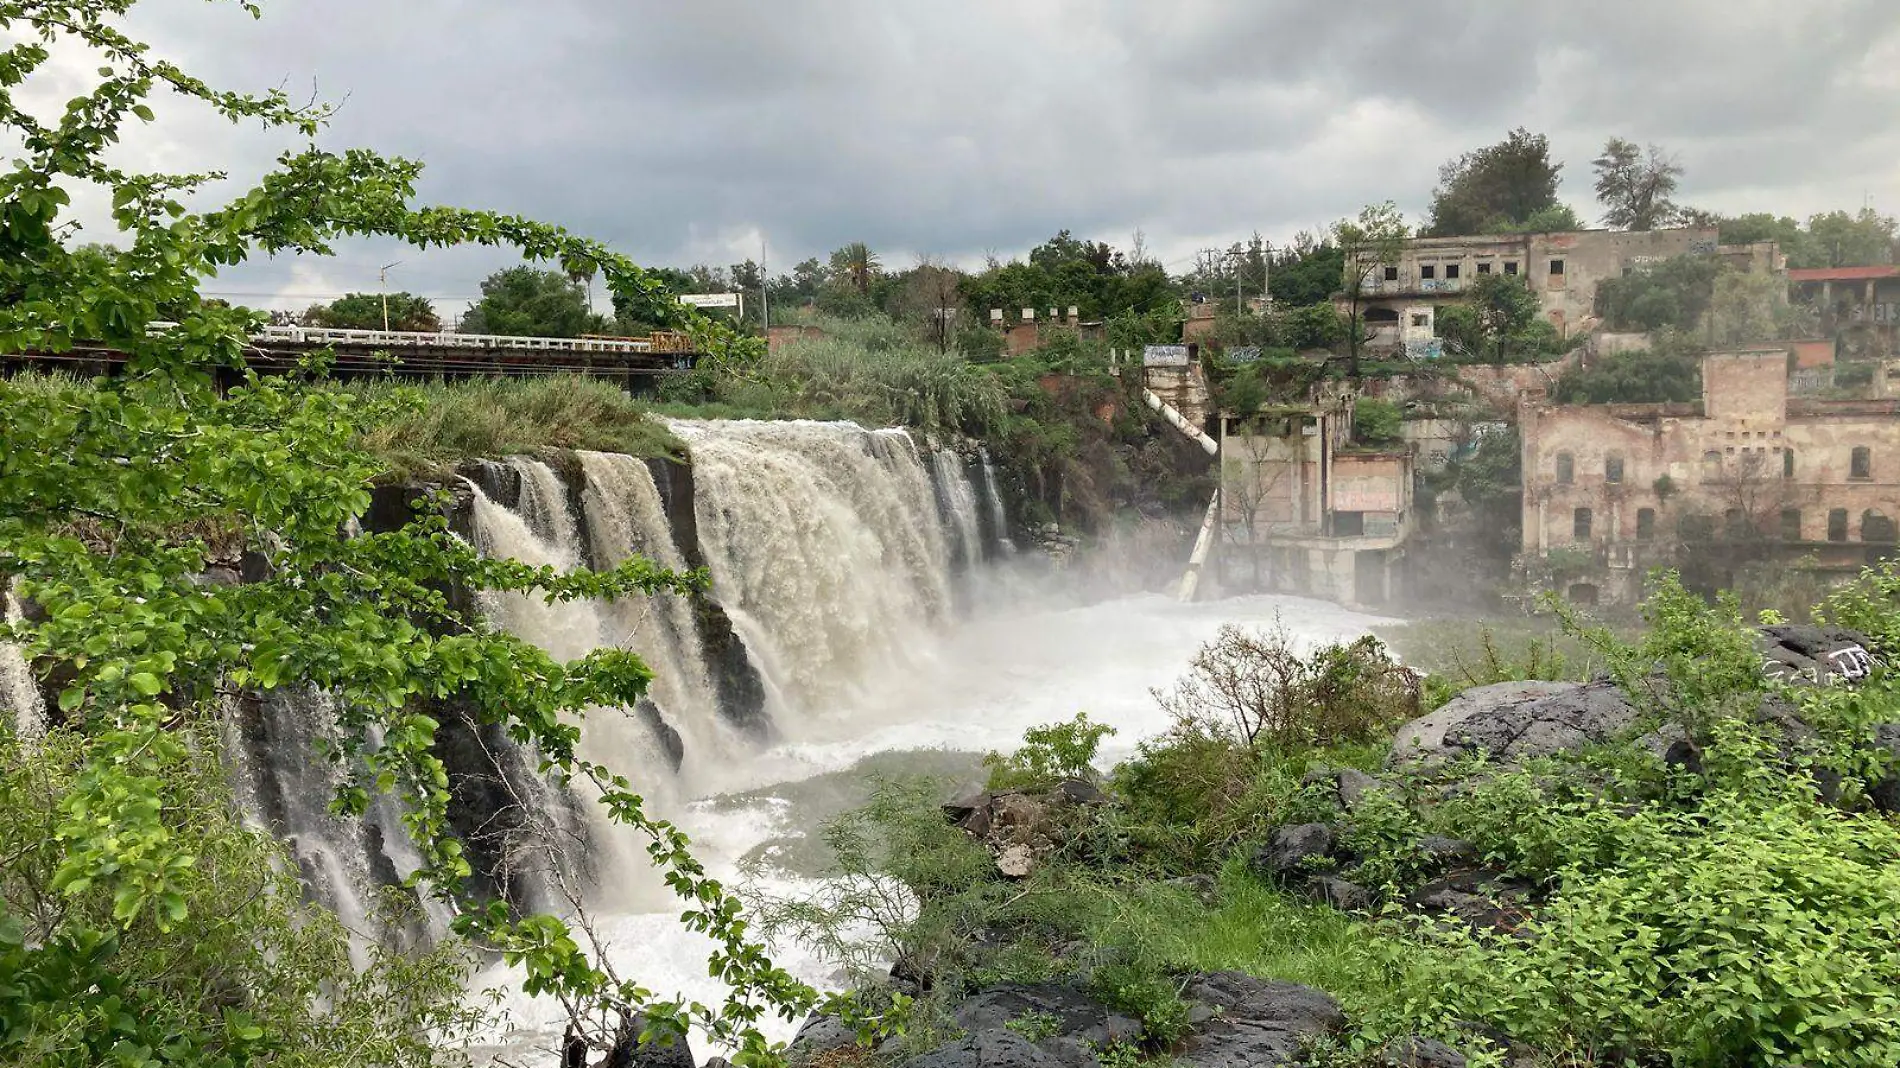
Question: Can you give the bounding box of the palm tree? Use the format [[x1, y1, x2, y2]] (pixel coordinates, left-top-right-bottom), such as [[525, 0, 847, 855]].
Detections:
[[828, 242, 881, 294]]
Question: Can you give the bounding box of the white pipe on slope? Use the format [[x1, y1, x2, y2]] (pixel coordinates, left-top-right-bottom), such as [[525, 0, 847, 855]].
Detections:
[[1177, 488, 1220, 603], [1141, 388, 1218, 455]]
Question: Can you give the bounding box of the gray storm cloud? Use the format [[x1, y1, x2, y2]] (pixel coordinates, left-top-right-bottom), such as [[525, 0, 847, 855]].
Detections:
[[67, 0, 1900, 310]]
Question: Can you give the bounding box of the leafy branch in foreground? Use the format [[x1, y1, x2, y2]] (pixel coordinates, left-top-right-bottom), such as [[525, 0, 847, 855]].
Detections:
[[0, 1, 819, 1064]]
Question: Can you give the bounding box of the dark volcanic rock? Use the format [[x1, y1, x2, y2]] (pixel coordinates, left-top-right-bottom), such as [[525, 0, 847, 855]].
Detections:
[[1390, 680, 1641, 767], [1405, 869, 1536, 938], [1301, 766, 1386, 811], [1417, 835, 1479, 867], [789, 1013, 859, 1060], [1250, 823, 1335, 882], [598, 1014, 694, 1068], [903, 1029, 1060, 1068], [1307, 874, 1373, 912], [951, 984, 1140, 1048], [1758, 625, 1875, 685], [1173, 972, 1344, 1068]]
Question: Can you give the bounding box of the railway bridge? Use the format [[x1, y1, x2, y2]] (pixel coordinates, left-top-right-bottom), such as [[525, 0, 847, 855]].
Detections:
[[5, 324, 698, 385]]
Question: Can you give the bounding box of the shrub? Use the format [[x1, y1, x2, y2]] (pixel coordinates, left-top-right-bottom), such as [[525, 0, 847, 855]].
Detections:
[[1152, 621, 1418, 753], [1352, 398, 1404, 446], [1422, 733, 1900, 1066], [984, 713, 1117, 791]]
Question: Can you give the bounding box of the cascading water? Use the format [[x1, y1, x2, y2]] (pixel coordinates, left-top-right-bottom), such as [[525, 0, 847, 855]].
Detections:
[[574, 450, 749, 784], [978, 446, 1017, 554], [2, 591, 44, 740], [667, 420, 957, 719], [930, 448, 986, 571], [221, 689, 454, 957]]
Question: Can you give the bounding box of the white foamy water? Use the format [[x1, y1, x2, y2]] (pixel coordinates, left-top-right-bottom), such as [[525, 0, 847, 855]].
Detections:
[[463, 587, 1388, 1064]]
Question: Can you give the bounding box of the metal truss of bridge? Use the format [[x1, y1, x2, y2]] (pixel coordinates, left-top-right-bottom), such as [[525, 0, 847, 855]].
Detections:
[[7, 323, 699, 382]]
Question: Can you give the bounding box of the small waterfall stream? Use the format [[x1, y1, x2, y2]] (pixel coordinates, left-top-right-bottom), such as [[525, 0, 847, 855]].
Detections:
[[2, 591, 44, 741]]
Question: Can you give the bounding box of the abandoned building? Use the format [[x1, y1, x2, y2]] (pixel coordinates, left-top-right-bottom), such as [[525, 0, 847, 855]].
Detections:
[[1786, 265, 1899, 359], [1342, 226, 1782, 355], [1519, 347, 1900, 604], [1214, 393, 1415, 608]]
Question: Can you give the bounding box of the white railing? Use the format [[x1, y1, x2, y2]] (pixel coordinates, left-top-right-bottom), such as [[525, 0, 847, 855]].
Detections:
[[253, 324, 653, 353], [146, 322, 655, 354]]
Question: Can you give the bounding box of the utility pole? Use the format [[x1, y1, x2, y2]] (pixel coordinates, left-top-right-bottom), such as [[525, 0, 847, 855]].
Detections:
[[760, 235, 770, 333], [378, 260, 402, 332]]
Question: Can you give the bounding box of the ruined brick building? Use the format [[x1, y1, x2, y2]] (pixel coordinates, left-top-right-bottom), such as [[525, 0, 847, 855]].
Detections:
[[1341, 226, 1779, 355], [1520, 348, 1900, 603]]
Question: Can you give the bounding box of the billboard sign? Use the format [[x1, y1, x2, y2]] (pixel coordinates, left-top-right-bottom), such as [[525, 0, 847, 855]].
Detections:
[[1143, 344, 1190, 367], [679, 292, 741, 309]]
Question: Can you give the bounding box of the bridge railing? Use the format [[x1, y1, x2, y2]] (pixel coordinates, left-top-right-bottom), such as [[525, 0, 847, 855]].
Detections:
[[142, 321, 666, 354], [254, 324, 656, 353]]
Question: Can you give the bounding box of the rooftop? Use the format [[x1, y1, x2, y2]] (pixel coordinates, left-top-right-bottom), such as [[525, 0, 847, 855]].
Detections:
[[1787, 265, 1900, 283]]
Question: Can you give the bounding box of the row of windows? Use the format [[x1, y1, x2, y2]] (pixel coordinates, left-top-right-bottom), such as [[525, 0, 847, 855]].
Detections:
[[1382, 260, 1564, 282], [1553, 446, 1873, 484], [1571, 506, 1896, 543]]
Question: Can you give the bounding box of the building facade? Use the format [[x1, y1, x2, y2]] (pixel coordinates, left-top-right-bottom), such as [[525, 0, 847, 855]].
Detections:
[[1519, 348, 1900, 603], [1216, 395, 1415, 607], [1342, 227, 1744, 349]]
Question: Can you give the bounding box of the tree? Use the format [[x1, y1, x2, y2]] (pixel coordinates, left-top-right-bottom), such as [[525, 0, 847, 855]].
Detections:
[[1426, 128, 1565, 237], [889, 259, 967, 352], [1551, 349, 1702, 404], [304, 291, 441, 332], [827, 242, 881, 295], [1468, 274, 1542, 363], [0, 2, 813, 1064], [1594, 255, 1723, 333], [1332, 202, 1411, 373], [1592, 137, 1683, 231], [1710, 268, 1785, 345], [1268, 235, 1345, 306], [1804, 208, 1897, 269], [460, 266, 606, 337]]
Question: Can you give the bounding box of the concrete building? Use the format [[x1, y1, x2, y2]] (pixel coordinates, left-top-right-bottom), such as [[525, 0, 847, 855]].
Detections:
[[1788, 265, 1900, 359], [1344, 227, 1741, 348], [1216, 394, 1415, 607], [1519, 347, 1900, 603]]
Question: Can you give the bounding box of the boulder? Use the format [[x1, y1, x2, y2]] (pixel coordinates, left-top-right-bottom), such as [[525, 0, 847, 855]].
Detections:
[[1416, 835, 1479, 868], [1249, 823, 1335, 882], [1381, 1036, 1467, 1067], [1404, 870, 1535, 938], [996, 844, 1037, 879], [1390, 680, 1640, 767], [1388, 681, 1577, 766], [596, 1014, 694, 1068], [950, 984, 1140, 1048], [1757, 625, 1875, 686], [1307, 874, 1373, 912], [789, 1013, 859, 1060], [1173, 972, 1344, 1068], [903, 1029, 1061, 1068], [1301, 766, 1386, 812]]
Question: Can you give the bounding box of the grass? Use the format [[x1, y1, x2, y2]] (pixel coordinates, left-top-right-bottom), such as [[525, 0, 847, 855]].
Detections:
[[1086, 860, 1468, 1054], [351, 375, 686, 478]]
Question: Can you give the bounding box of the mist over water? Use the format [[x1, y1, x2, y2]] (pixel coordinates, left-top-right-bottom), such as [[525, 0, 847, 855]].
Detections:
[[452, 421, 1391, 1064]]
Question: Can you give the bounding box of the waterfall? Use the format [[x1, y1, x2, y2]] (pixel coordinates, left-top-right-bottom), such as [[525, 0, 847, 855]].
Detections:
[[930, 448, 986, 571], [464, 457, 708, 909], [667, 420, 955, 719], [2, 591, 44, 740], [221, 689, 452, 958], [978, 447, 1017, 554], [575, 451, 747, 783]]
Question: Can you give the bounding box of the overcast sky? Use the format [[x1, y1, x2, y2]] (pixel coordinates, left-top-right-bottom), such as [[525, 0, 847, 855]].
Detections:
[[27, 0, 1900, 315]]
